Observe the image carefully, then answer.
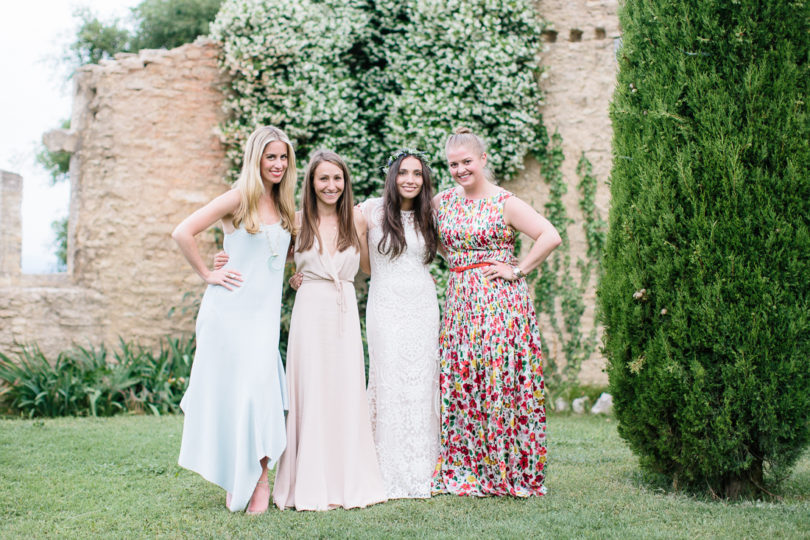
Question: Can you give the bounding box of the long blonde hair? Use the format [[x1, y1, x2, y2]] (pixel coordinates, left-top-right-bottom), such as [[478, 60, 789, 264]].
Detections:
[[232, 126, 296, 235], [297, 149, 360, 254]]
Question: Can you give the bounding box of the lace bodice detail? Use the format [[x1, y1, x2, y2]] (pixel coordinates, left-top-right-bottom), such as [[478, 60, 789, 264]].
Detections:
[[366, 202, 431, 281]]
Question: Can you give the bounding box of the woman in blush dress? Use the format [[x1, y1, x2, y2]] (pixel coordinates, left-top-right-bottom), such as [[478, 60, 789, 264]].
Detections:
[[173, 125, 296, 514], [432, 127, 562, 498], [272, 149, 387, 511]]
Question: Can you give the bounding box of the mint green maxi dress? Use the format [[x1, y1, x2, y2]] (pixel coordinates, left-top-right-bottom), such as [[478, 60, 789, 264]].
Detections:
[[178, 223, 290, 512]]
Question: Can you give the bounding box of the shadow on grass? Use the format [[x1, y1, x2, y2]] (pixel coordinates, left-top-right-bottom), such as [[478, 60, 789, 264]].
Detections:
[[621, 447, 810, 503]]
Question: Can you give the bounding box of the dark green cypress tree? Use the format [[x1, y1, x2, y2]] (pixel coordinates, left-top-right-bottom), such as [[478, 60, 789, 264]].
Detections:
[[600, 1, 810, 497]]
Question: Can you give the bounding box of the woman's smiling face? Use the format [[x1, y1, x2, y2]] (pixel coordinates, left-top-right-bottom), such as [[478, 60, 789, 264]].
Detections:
[[395, 156, 424, 203], [446, 145, 487, 187], [259, 140, 288, 184], [312, 160, 344, 207]]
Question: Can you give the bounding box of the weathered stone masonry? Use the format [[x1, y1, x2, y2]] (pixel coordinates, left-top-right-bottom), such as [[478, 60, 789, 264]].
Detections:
[[506, 0, 618, 383], [1, 39, 229, 356]]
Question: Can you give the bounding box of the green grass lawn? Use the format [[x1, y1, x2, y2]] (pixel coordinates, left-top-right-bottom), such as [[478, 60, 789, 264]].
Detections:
[[1, 414, 808, 539]]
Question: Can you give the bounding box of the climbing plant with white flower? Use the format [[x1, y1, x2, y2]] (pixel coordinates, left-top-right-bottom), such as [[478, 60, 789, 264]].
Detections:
[[211, 0, 547, 194], [211, 0, 607, 399], [211, 0, 371, 182]]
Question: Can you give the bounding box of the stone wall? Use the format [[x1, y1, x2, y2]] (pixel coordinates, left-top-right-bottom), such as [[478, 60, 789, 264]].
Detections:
[[504, 0, 619, 384], [0, 39, 229, 357]]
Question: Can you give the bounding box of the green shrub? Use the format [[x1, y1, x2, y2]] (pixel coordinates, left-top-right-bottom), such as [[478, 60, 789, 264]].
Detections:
[[0, 336, 195, 418], [600, 1, 810, 497]]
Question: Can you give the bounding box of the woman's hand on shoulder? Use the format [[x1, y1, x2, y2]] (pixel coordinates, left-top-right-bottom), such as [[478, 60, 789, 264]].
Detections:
[[432, 192, 442, 211]]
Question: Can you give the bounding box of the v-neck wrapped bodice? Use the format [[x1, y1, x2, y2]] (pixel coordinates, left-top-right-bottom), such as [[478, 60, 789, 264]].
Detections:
[[274, 236, 386, 510], [294, 238, 360, 332], [294, 238, 359, 285]]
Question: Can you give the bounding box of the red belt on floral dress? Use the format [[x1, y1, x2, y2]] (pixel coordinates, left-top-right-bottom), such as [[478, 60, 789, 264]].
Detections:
[[450, 262, 493, 272]]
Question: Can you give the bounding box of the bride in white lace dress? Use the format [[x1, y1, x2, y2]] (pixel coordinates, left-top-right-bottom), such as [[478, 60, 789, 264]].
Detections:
[[361, 150, 441, 499]]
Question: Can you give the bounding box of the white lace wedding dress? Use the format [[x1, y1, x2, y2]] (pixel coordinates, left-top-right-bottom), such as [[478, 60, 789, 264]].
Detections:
[[362, 198, 440, 499]]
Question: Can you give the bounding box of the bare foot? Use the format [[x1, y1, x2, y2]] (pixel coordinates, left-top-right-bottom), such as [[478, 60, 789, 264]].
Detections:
[[246, 480, 270, 515]]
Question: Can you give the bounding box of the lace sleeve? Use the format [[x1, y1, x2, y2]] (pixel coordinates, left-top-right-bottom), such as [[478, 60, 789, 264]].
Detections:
[[359, 197, 382, 230]]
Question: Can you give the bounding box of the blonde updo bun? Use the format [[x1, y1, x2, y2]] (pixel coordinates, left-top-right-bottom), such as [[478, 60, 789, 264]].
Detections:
[[445, 126, 487, 156]]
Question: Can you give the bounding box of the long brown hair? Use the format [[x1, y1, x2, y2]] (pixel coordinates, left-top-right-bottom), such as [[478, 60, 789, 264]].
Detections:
[[297, 149, 360, 253], [232, 126, 296, 235], [378, 152, 437, 264]]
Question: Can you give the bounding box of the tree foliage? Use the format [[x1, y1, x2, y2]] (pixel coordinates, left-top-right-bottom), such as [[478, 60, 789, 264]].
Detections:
[[599, 0, 810, 497], [35, 119, 71, 270], [68, 0, 223, 67], [133, 0, 224, 50], [35, 119, 71, 185], [51, 217, 68, 272], [69, 7, 133, 66]]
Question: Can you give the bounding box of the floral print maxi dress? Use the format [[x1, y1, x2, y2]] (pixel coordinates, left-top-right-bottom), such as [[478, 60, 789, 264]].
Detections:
[[432, 187, 547, 497]]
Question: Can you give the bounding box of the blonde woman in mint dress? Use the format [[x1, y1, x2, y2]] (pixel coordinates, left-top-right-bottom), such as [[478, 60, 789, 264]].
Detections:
[[173, 126, 296, 514], [432, 127, 561, 497]]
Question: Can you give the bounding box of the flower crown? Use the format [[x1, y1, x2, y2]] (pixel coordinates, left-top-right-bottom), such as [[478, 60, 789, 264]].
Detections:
[[380, 148, 431, 175]]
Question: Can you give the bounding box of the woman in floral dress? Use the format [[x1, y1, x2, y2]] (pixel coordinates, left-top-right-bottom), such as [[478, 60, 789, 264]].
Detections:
[[432, 127, 562, 497]]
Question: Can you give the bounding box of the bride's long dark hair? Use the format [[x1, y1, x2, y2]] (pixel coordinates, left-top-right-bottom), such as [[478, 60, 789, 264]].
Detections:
[[378, 152, 438, 264]]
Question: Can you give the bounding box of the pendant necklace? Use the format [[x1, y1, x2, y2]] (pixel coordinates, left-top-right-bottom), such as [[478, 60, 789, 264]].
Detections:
[[264, 225, 284, 271]]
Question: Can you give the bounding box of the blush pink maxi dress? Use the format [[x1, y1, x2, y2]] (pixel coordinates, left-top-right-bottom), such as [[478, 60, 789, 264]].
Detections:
[[272, 238, 386, 511]]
